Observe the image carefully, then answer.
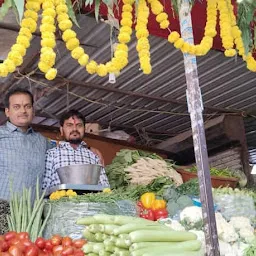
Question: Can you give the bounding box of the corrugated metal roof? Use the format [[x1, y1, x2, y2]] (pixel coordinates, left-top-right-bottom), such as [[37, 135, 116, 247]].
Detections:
[[0, 13, 256, 152]]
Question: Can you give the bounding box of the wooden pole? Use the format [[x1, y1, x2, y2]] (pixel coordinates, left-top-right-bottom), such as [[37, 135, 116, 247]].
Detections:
[[178, 1, 220, 255]]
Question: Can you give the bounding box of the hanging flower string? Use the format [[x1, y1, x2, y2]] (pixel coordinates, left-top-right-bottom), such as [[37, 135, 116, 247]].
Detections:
[[54, 0, 134, 77], [0, 0, 256, 79], [38, 0, 58, 80], [0, 0, 40, 77], [135, 0, 151, 74]]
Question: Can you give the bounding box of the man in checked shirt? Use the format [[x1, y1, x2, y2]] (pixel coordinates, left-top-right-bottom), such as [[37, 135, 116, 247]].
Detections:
[[42, 109, 110, 190]]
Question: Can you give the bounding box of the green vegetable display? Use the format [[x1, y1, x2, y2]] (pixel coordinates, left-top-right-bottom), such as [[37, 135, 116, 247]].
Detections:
[[78, 214, 201, 256], [105, 149, 164, 189]]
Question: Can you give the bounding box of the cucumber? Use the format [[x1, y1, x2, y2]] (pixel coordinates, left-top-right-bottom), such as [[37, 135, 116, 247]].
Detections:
[[143, 252, 201, 256], [113, 223, 164, 235], [130, 240, 201, 251], [77, 216, 97, 225], [82, 229, 97, 242], [89, 224, 102, 233], [115, 238, 129, 249], [129, 230, 197, 243], [102, 224, 120, 235], [131, 244, 201, 256]]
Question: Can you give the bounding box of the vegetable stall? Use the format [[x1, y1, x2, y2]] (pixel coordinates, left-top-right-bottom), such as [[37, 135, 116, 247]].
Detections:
[[1, 149, 256, 256], [0, 0, 255, 255]]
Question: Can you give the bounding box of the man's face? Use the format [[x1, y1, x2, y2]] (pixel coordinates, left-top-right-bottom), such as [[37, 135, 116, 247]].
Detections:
[[5, 93, 34, 130], [60, 116, 85, 144]]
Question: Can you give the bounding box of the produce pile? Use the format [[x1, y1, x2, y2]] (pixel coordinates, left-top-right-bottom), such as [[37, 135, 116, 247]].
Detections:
[[159, 204, 256, 256], [78, 214, 202, 256], [0, 231, 86, 256], [106, 150, 183, 189]]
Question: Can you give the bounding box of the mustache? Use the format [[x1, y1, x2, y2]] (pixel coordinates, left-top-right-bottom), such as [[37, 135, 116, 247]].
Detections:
[[70, 131, 80, 135]]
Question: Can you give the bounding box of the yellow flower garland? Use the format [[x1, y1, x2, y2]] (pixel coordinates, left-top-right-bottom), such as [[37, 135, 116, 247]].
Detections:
[[54, 0, 133, 77], [38, 0, 58, 80], [1, 0, 256, 79], [136, 0, 151, 74], [0, 0, 40, 77]]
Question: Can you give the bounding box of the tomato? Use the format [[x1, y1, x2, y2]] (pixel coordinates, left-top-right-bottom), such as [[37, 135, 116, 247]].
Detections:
[[51, 235, 62, 246], [44, 240, 54, 251], [72, 240, 86, 249], [20, 239, 33, 248], [0, 240, 9, 252], [8, 245, 22, 256], [1, 252, 12, 256], [52, 245, 63, 255], [61, 238, 72, 248], [61, 247, 73, 256], [73, 249, 84, 256], [4, 232, 17, 241], [0, 235, 5, 241], [35, 238, 46, 250], [17, 232, 29, 241], [25, 246, 39, 256]]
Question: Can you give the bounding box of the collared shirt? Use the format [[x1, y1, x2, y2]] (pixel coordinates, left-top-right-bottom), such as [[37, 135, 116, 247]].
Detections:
[[0, 121, 49, 200], [42, 141, 110, 190]]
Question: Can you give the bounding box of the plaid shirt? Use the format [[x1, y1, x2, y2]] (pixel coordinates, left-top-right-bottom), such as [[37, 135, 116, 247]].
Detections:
[[0, 121, 49, 200], [42, 141, 109, 190]]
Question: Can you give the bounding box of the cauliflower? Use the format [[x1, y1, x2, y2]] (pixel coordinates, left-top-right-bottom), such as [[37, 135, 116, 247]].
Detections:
[[239, 227, 255, 243], [219, 240, 233, 256], [229, 216, 251, 230], [215, 213, 239, 243], [179, 206, 203, 230]]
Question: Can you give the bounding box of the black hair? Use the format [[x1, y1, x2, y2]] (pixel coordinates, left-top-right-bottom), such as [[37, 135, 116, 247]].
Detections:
[[4, 88, 34, 108], [59, 109, 86, 126]]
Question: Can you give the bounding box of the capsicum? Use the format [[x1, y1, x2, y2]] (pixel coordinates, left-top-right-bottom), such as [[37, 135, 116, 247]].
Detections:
[[153, 208, 168, 220], [140, 192, 156, 209], [140, 209, 155, 221], [152, 199, 167, 210]]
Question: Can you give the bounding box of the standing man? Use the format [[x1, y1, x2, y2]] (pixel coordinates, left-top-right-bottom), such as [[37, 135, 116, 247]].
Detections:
[[42, 110, 109, 190], [0, 88, 50, 200]]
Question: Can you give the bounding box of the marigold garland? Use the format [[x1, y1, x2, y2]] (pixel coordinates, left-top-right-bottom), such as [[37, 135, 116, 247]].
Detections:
[[0, 0, 256, 79], [136, 0, 151, 74], [0, 0, 40, 77], [38, 0, 58, 80]]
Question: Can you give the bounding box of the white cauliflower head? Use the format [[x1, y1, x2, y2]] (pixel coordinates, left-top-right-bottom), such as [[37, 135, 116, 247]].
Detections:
[[180, 206, 202, 224], [229, 216, 251, 230]]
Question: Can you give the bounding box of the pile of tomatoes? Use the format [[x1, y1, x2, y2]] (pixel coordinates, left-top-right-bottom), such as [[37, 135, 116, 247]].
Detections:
[[0, 231, 86, 256]]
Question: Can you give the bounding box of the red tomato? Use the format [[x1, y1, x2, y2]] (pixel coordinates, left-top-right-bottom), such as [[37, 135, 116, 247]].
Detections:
[[20, 239, 33, 248], [24, 246, 38, 256], [61, 247, 74, 256], [51, 235, 62, 246], [35, 238, 46, 250], [8, 245, 22, 256], [17, 232, 29, 241], [0, 235, 5, 241], [52, 245, 63, 254], [73, 249, 84, 256], [0, 240, 9, 252], [61, 238, 72, 248], [4, 232, 17, 242], [1, 252, 12, 256], [72, 240, 86, 249], [44, 241, 54, 251]]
